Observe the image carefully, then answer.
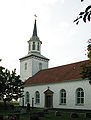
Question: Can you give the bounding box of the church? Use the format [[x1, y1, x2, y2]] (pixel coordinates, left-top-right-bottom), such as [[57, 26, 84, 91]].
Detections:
[[19, 19, 91, 110]]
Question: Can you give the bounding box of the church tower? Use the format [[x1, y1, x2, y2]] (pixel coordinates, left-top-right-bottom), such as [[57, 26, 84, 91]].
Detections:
[[19, 18, 49, 82], [28, 19, 42, 54]]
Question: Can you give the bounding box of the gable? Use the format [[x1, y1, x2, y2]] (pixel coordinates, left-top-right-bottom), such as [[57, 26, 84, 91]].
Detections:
[[24, 60, 89, 86], [44, 88, 54, 94]]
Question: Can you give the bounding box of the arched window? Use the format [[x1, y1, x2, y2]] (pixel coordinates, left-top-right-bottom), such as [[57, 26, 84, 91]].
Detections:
[[60, 89, 66, 104], [35, 91, 40, 104], [25, 91, 30, 104], [37, 42, 40, 51], [25, 63, 27, 70], [39, 63, 42, 70], [32, 42, 35, 50], [76, 88, 84, 105]]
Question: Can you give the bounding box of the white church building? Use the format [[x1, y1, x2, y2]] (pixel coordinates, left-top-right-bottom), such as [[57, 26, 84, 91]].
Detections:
[[19, 19, 91, 110]]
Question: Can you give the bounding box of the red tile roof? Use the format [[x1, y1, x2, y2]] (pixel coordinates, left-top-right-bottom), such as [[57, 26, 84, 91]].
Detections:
[[24, 60, 89, 86]]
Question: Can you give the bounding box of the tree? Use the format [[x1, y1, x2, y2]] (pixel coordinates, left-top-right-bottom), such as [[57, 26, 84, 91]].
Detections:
[[73, 1, 91, 80], [0, 67, 24, 103], [87, 39, 91, 61], [81, 39, 91, 80], [74, 0, 91, 24]]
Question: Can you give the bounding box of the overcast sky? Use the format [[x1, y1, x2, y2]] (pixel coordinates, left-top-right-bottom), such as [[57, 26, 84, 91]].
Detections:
[[0, 0, 90, 74]]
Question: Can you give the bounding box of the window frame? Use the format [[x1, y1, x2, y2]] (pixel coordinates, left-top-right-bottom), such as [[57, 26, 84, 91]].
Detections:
[[39, 63, 42, 71], [32, 42, 35, 50], [76, 88, 84, 105], [29, 42, 31, 51], [35, 91, 40, 104], [25, 63, 27, 70], [60, 89, 66, 105], [37, 42, 40, 51], [25, 91, 30, 104]]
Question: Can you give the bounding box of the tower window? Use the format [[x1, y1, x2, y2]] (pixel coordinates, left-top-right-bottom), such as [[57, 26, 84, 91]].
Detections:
[[37, 42, 40, 51], [39, 63, 42, 70], [25, 63, 27, 70], [29, 42, 31, 51], [32, 42, 35, 50]]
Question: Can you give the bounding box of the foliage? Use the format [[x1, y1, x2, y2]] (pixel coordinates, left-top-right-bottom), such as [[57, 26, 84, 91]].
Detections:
[[0, 108, 90, 120], [0, 67, 24, 102], [74, 0, 91, 24], [87, 39, 91, 60], [81, 62, 91, 80], [74, 1, 91, 80], [81, 39, 91, 80]]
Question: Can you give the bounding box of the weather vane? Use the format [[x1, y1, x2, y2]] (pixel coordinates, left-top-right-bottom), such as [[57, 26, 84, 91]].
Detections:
[[34, 14, 37, 20]]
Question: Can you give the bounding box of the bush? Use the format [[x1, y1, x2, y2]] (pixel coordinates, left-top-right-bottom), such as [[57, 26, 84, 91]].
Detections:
[[55, 111, 62, 116], [86, 113, 91, 118], [30, 114, 39, 120], [71, 113, 79, 118], [0, 115, 3, 120]]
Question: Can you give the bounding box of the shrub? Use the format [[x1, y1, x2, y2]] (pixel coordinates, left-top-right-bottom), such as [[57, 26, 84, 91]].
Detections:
[[86, 113, 91, 118], [71, 113, 79, 118], [55, 111, 62, 116], [30, 114, 39, 120]]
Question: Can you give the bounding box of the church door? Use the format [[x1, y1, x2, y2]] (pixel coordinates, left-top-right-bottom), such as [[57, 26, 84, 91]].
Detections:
[[45, 95, 52, 108], [44, 88, 54, 108]]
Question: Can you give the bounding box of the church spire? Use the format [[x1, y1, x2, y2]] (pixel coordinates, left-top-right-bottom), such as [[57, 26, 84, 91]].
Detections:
[[32, 19, 37, 36], [28, 16, 42, 54], [32, 15, 37, 37]]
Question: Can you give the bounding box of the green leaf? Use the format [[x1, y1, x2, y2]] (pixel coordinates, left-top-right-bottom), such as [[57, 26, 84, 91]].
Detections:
[[88, 13, 91, 21], [73, 18, 79, 23], [85, 5, 91, 12], [83, 12, 89, 23], [76, 21, 79, 25], [79, 12, 84, 15]]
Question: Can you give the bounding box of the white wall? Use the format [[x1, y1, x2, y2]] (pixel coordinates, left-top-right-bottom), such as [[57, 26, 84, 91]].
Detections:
[[22, 79, 91, 110], [20, 57, 32, 82], [20, 56, 48, 82], [32, 57, 48, 76]]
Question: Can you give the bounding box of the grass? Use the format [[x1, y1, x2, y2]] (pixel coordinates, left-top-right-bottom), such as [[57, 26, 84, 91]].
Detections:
[[39, 110, 91, 120], [0, 106, 91, 120]]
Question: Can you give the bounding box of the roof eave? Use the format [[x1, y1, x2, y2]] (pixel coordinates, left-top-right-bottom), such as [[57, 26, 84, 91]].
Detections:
[[24, 78, 85, 87]]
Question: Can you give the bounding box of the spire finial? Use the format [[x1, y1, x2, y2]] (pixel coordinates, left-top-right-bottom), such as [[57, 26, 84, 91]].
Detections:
[[34, 14, 37, 20]]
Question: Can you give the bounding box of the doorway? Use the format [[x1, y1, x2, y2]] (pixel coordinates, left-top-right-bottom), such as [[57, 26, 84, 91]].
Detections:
[[44, 88, 54, 108]]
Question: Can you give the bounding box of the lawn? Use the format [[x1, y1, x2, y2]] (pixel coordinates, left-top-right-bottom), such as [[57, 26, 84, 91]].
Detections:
[[0, 106, 91, 120]]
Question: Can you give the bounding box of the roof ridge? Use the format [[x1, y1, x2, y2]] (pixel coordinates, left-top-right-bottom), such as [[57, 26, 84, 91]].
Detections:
[[43, 59, 89, 71]]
